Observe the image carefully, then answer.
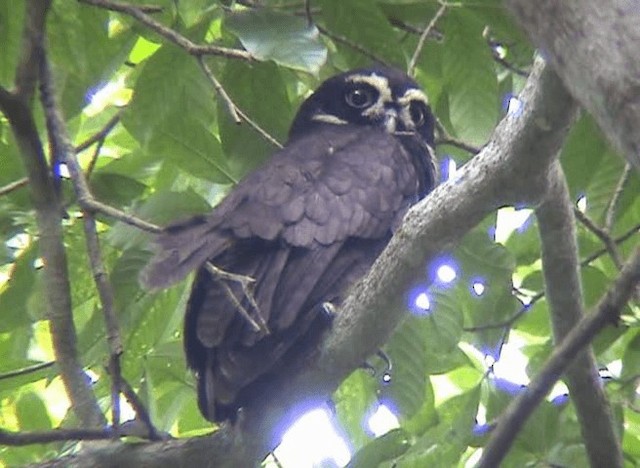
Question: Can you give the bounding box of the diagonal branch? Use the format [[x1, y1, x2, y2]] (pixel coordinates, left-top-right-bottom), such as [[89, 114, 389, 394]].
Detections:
[[0, 177, 29, 197], [197, 57, 283, 149], [407, 1, 448, 77], [478, 247, 640, 468], [77, 0, 253, 61], [574, 206, 623, 270]]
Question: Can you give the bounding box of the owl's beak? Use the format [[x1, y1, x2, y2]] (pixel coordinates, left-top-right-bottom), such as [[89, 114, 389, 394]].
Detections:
[[383, 109, 398, 134]]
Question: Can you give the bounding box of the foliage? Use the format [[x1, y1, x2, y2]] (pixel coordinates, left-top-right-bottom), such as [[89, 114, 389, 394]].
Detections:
[[0, 0, 638, 466]]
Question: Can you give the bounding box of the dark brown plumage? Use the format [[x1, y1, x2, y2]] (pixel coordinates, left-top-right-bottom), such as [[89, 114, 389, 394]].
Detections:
[[140, 67, 437, 422]]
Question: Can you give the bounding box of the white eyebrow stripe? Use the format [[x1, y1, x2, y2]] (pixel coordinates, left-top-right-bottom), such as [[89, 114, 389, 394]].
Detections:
[[311, 113, 349, 125], [346, 73, 393, 103], [398, 88, 429, 106]]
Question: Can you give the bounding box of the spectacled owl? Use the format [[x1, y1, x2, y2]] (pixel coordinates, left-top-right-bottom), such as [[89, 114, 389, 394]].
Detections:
[[141, 67, 437, 423]]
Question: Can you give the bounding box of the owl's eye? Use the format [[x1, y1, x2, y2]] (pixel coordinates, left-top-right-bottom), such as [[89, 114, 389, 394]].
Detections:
[[345, 86, 376, 109], [409, 101, 426, 127]]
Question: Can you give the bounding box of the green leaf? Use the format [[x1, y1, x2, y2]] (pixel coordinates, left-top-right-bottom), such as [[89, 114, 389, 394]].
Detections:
[[224, 10, 327, 73], [443, 9, 499, 146], [334, 370, 377, 450], [218, 61, 292, 177], [383, 316, 429, 418], [90, 172, 147, 207], [16, 391, 52, 431], [401, 379, 437, 437], [48, 0, 136, 116], [397, 387, 480, 467], [0, 244, 38, 331], [122, 38, 234, 183], [317, 0, 403, 68], [347, 428, 411, 468], [621, 332, 640, 382], [0, 0, 24, 86], [561, 115, 609, 200]]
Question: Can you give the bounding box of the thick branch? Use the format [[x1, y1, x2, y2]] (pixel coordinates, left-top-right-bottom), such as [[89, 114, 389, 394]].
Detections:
[[536, 162, 622, 468], [30, 56, 579, 468], [506, 0, 640, 171], [0, 1, 105, 429], [478, 247, 640, 468]]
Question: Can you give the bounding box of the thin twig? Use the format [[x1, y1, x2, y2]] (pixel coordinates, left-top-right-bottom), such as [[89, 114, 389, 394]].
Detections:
[[78, 0, 253, 61], [197, 57, 241, 124], [434, 117, 482, 154], [463, 291, 544, 332], [304, 0, 313, 26], [85, 135, 105, 178], [118, 375, 163, 440], [605, 163, 631, 233], [317, 25, 389, 66], [582, 222, 640, 267], [0, 177, 29, 196], [388, 17, 444, 41], [74, 112, 121, 153], [407, 2, 448, 77], [492, 54, 530, 78], [435, 135, 482, 154], [198, 54, 282, 148], [82, 197, 162, 233], [574, 207, 623, 270], [235, 107, 283, 149], [0, 361, 55, 381]]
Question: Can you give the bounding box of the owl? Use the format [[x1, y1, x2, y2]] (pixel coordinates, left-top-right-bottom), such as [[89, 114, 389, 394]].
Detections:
[[141, 66, 437, 422]]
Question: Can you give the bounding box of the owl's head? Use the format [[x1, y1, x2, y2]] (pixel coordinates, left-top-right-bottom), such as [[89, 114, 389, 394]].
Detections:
[[289, 67, 435, 149]]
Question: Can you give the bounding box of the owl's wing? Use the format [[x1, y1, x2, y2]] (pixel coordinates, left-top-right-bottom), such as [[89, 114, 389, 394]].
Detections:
[[139, 125, 419, 290], [140, 124, 427, 422]]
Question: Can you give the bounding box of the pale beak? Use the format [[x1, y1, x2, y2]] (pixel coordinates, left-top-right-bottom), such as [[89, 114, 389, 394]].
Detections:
[[383, 109, 398, 133]]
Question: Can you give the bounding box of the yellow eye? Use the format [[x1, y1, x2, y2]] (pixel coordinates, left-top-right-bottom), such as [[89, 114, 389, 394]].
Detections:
[[345, 87, 375, 109], [409, 101, 426, 126]]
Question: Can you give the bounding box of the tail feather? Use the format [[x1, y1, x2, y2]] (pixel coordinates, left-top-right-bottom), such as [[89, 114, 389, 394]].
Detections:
[[139, 216, 228, 290]]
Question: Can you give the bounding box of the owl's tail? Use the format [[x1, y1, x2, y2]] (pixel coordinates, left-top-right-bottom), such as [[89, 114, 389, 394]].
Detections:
[[139, 216, 227, 290]]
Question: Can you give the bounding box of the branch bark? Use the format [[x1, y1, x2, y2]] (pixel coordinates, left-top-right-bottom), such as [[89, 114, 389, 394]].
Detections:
[[505, 0, 640, 171], [536, 162, 622, 468], [32, 57, 580, 467], [0, 0, 105, 429]]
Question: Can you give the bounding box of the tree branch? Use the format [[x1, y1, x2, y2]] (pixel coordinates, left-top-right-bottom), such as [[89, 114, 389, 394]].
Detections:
[[574, 206, 623, 270], [39, 48, 123, 430], [0, 177, 29, 197], [77, 0, 253, 61], [0, 361, 54, 381], [536, 162, 622, 468], [0, 0, 105, 429], [477, 247, 640, 468], [407, 2, 448, 77], [506, 0, 640, 171], [0, 428, 114, 446]]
